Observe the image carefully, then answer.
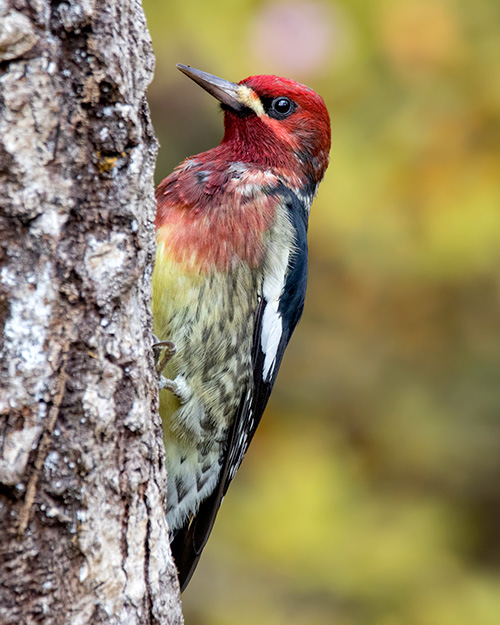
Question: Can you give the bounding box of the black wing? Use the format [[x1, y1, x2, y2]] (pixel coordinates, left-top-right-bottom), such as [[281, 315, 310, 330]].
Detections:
[[171, 190, 309, 591]]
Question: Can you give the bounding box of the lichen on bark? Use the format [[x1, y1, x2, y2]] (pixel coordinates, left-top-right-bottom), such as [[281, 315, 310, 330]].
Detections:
[[0, 1, 183, 623]]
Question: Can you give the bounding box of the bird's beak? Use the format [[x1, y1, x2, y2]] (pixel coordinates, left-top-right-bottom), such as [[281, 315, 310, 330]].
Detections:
[[177, 64, 247, 113]]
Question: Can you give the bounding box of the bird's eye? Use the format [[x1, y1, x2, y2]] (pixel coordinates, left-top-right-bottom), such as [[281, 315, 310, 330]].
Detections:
[[272, 98, 291, 114], [267, 97, 296, 119]]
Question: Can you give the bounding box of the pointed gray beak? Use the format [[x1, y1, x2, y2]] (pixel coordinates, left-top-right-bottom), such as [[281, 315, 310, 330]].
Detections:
[[177, 64, 247, 113]]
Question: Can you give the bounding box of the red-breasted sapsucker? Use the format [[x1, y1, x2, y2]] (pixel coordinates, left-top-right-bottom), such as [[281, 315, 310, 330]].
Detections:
[[153, 64, 330, 591]]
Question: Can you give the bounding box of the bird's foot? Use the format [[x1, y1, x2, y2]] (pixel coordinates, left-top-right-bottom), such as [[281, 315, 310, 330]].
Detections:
[[159, 374, 192, 404], [153, 338, 192, 404], [153, 338, 177, 375]]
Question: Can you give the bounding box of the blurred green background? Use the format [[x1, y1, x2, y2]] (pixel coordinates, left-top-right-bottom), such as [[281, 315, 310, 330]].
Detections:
[[143, 0, 500, 623]]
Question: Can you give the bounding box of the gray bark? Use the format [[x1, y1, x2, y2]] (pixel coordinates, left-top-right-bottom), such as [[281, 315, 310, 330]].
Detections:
[[0, 1, 183, 623]]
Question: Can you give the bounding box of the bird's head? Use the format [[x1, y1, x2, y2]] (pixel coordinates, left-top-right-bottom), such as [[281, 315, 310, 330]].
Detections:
[[177, 64, 331, 189]]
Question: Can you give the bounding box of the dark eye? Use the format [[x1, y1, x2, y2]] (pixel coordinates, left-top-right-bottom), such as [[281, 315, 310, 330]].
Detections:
[[268, 97, 296, 119]]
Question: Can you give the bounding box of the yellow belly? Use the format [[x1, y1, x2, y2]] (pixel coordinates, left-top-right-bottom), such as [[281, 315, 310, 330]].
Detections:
[[152, 239, 260, 528], [152, 239, 258, 430]]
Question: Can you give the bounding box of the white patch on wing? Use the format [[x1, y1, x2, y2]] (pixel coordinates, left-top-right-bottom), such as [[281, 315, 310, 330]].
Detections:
[[261, 301, 282, 380], [261, 245, 290, 381]]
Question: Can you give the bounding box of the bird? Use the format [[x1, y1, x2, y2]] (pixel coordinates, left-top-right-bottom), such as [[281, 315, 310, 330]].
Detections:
[[152, 64, 330, 591]]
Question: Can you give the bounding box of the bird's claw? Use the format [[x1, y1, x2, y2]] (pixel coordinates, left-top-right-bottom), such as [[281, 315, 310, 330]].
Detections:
[[153, 338, 177, 375], [153, 338, 191, 404]]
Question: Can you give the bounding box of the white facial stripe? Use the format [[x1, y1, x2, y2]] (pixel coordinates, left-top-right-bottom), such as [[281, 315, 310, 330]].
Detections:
[[236, 85, 265, 116]]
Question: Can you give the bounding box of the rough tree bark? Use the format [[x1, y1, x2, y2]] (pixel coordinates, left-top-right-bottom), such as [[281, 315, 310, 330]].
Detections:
[[0, 1, 183, 623]]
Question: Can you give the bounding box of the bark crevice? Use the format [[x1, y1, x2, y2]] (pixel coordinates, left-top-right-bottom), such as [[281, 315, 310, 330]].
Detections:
[[0, 1, 183, 623]]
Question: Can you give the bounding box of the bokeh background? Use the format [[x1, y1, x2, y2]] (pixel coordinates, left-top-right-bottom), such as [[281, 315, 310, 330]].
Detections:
[[142, 1, 500, 623]]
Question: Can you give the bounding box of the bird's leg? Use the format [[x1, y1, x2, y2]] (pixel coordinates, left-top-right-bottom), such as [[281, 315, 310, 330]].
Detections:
[[159, 374, 192, 404], [153, 338, 192, 405]]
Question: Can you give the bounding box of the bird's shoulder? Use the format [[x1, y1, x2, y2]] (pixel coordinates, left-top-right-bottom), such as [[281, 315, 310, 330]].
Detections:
[[156, 157, 286, 208], [155, 157, 303, 272]]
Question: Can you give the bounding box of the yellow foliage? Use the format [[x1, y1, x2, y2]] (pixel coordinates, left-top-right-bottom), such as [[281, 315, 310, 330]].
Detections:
[[143, 0, 500, 622]]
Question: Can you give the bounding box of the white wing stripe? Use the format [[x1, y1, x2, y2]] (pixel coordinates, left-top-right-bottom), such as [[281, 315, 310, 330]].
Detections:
[[260, 216, 291, 381], [261, 302, 282, 380]]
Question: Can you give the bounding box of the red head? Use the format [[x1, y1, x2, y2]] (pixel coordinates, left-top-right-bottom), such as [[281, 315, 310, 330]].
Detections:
[[177, 65, 331, 188]]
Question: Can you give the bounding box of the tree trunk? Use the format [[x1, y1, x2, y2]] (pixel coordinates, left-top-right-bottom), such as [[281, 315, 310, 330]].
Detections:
[[0, 1, 183, 623]]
